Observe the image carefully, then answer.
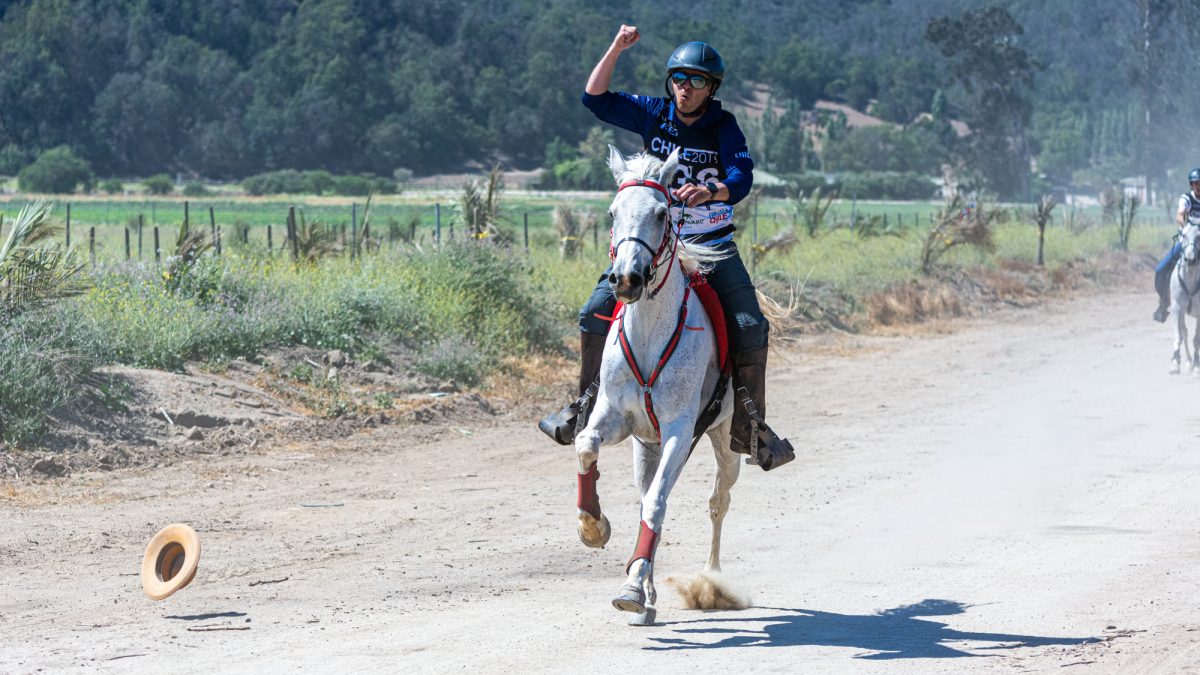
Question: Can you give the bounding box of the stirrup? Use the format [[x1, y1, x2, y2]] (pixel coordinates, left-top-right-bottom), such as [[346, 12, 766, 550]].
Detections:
[[736, 387, 795, 471], [537, 382, 598, 446]]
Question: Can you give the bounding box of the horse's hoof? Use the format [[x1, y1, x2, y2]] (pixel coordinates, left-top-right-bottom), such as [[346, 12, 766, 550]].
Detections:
[[1170, 364, 1181, 375], [612, 583, 646, 614], [628, 605, 657, 626], [577, 511, 611, 548]]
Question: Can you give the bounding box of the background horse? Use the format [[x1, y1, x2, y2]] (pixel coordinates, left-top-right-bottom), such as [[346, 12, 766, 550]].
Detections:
[[1169, 223, 1200, 373], [573, 146, 742, 626]]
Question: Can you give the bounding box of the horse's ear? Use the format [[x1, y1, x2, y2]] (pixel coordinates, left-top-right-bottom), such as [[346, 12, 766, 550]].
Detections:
[[658, 148, 681, 186], [607, 145, 627, 183]]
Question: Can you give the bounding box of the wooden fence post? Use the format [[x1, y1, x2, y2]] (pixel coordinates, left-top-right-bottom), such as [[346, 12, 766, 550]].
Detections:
[[523, 212, 529, 250], [435, 203, 441, 246], [351, 203, 358, 260], [124, 227, 130, 260], [288, 206, 299, 261], [267, 224, 273, 253], [89, 227, 95, 268], [216, 226, 222, 256], [154, 227, 160, 263], [65, 203, 71, 248], [184, 200, 189, 231], [138, 214, 144, 259], [209, 206, 216, 242]]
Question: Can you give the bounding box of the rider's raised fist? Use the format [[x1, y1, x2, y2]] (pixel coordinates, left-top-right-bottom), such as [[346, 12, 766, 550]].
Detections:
[[612, 25, 639, 52]]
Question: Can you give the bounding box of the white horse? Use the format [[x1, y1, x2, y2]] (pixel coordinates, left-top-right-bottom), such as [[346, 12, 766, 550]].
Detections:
[[573, 146, 744, 626], [1169, 223, 1200, 373]]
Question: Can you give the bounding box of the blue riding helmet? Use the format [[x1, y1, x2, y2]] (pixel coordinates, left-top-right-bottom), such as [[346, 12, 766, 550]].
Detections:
[[666, 41, 725, 87], [664, 41, 725, 106], [1189, 167, 1200, 183]]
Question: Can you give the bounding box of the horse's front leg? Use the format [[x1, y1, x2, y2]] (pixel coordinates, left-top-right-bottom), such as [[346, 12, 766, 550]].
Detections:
[[613, 421, 693, 626], [574, 396, 629, 549]]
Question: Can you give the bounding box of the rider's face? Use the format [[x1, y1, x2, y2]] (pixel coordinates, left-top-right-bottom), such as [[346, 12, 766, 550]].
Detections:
[[1191, 180, 1200, 195], [671, 69, 710, 115]]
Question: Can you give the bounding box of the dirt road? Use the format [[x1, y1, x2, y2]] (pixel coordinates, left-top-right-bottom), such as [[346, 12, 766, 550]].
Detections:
[[3, 289, 1200, 673]]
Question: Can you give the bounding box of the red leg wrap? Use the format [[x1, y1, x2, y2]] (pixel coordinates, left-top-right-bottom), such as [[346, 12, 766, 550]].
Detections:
[[576, 464, 601, 520], [626, 520, 659, 572]]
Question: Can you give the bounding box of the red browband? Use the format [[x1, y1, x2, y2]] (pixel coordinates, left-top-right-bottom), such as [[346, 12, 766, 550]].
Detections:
[[617, 179, 671, 202]]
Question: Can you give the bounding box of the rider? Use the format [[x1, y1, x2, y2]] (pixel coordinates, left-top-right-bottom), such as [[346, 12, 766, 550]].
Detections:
[[1153, 167, 1200, 321], [539, 25, 771, 458]]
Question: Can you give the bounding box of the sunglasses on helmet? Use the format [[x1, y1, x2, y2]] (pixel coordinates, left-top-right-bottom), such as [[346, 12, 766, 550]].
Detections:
[[670, 72, 711, 89]]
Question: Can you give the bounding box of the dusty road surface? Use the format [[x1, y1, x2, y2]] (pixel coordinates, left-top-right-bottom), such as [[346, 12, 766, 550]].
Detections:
[[4, 289, 1200, 673]]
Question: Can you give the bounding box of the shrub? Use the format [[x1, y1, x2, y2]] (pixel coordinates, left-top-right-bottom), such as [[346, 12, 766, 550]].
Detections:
[[143, 174, 174, 195], [241, 170, 395, 196], [182, 181, 211, 197], [99, 178, 124, 194], [0, 310, 96, 446], [838, 172, 938, 201], [17, 146, 94, 194]]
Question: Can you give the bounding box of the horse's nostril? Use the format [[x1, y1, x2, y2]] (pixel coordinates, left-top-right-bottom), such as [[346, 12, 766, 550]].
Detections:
[[607, 272, 618, 285], [629, 272, 643, 288]]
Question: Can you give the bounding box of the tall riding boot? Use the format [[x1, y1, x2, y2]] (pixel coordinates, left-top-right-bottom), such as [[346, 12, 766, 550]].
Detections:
[[538, 332, 606, 445], [1154, 270, 1171, 323], [731, 347, 795, 471]]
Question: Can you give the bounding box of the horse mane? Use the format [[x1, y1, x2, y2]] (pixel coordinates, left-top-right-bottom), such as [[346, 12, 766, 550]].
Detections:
[[609, 152, 732, 276]]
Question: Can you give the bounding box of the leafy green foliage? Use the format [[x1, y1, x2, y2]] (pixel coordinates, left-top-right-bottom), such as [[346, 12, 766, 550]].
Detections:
[[0, 201, 89, 318], [99, 178, 124, 194], [0, 310, 96, 446], [926, 7, 1039, 200], [143, 174, 174, 195], [243, 169, 394, 196], [17, 146, 93, 194]]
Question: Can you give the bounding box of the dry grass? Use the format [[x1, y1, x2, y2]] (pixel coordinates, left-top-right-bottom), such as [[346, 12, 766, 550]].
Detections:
[[864, 280, 963, 326]]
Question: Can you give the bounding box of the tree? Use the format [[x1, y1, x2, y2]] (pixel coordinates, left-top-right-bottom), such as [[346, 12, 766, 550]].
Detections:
[[17, 146, 93, 193], [926, 7, 1040, 201]]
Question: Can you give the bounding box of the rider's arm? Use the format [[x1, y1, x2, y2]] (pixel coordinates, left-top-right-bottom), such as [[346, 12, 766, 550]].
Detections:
[[1179, 196, 1189, 228], [717, 116, 755, 205], [586, 25, 638, 95], [581, 91, 661, 137]]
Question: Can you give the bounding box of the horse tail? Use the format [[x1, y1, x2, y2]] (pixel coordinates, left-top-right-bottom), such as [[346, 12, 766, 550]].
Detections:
[[757, 287, 799, 342]]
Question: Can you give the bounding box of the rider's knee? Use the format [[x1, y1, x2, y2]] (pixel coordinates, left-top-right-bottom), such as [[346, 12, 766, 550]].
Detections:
[[579, 286, 617, 336], [730, 314, 769, 353]]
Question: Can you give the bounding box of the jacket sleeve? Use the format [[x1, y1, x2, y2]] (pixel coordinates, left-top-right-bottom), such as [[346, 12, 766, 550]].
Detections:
[[718, 115, 754, 205], [581, 91, 657, 137]]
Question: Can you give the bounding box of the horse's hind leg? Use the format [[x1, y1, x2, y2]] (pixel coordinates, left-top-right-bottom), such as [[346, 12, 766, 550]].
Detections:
[[1190, 315, 1200, 372], [574, 399, 628, 549], [705, 420, 741, 573]]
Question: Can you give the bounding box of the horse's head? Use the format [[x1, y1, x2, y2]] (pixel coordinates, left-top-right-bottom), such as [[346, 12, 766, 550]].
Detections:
[[1183, 223, 1200, 264], [606, 145, 680, 304]]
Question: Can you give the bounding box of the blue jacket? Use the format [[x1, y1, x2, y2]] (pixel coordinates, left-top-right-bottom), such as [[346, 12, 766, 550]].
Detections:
[[581, 91, 754, 205]]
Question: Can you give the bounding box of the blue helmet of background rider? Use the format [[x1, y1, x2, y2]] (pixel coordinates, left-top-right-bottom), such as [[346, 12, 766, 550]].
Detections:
[[1189, 167, 1200, 184], [664, 41, 725, 102]]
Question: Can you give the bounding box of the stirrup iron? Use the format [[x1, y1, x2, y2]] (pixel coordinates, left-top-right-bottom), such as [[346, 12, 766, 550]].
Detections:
[[736, 386, 795, 471], [537, 381, 598, 446]]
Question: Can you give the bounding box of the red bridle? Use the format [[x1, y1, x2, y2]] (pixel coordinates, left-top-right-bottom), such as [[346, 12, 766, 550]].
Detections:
[[609, 179, 681, 300]]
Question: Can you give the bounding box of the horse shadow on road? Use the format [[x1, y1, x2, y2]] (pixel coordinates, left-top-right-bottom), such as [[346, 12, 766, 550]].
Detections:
[[644, 598, 1101, 659]]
